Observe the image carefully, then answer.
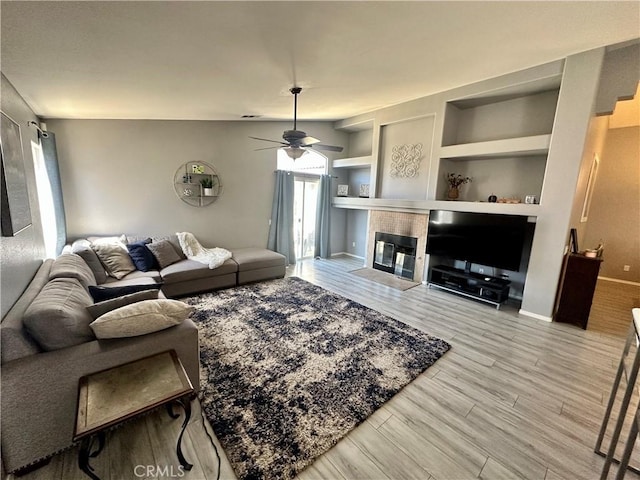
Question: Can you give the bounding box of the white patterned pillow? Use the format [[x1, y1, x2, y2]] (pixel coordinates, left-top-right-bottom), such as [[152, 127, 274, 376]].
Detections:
[[89, 299, 193, 339]]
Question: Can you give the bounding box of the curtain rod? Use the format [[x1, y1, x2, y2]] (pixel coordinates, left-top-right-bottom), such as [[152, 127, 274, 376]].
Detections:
[[27, 121, 49, 138], [274, 170, 338, 178]]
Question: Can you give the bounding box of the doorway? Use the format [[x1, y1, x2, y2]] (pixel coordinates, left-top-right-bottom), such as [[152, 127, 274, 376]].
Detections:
[[294, 176, 318, 259]]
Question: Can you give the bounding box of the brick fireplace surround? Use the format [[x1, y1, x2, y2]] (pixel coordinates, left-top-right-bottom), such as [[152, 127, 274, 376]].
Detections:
[[366, 210, 429, 283]]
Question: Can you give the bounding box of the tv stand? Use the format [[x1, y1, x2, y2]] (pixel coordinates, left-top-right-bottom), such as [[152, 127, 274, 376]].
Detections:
[[428, 265, 511, 309]]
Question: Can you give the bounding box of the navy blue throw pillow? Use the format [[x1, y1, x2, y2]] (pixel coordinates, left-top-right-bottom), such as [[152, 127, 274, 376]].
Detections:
[[127, 240, 159, 272], [89, 284, 162, 303]]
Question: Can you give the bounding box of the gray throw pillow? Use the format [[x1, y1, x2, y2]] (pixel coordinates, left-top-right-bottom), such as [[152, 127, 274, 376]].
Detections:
[[147, 240, 182, 268], [86, 289, 160, 320], [23, 278, 95, 351], [72, 239, 108, 284], [49, 253, 97, 289], [92, 242, 137, 279]]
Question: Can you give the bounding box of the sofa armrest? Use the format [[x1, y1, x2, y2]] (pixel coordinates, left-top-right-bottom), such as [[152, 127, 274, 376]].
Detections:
[[0, 319, 199, 474]]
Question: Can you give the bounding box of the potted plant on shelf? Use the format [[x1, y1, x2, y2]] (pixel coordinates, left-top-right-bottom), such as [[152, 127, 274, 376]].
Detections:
[[200, 177, 214, 196], [446, 173, 472, 200]]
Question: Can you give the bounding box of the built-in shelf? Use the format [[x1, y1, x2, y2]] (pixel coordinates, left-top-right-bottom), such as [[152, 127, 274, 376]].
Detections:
[[332, 197, 540, 217], [332, 156, 373, 169], [440, 134, 551, 160]]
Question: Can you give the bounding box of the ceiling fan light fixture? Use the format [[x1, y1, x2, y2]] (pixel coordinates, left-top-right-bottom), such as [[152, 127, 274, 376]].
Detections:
[[282, 146, 307, 160]]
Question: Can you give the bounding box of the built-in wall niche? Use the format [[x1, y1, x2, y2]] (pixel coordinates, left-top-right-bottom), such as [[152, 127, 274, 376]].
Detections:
[[438, 155, 547, 202], [347, 126, 373, 157], [442, 89, 559, 146], [379, 115, 434, 200], [333, 119, 375, 198], [437, 78, 561, 205]]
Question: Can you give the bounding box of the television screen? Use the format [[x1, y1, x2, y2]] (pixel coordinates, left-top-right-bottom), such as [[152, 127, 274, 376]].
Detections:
[[426, 210, 529, 272]]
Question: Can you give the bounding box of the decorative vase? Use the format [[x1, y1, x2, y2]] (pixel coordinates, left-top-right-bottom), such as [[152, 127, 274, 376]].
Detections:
[[203, 188, 213, 196], [447, 186, 459, 200]]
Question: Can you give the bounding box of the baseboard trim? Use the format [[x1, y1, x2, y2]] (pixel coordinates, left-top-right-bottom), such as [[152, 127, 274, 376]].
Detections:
[[598, 276, 640, 287], [332, 252, 365, 260], [518, 309, 553, 322]]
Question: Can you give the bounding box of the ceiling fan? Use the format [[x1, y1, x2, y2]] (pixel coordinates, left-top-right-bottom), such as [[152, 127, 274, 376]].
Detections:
[[250, 87, 344, 159]]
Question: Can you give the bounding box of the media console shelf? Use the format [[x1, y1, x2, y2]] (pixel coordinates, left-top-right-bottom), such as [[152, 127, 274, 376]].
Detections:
[[428, 265, 511, 309]]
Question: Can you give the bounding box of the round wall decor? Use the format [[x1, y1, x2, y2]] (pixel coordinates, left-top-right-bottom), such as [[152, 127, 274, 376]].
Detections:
[[173, 161, 222, 207]]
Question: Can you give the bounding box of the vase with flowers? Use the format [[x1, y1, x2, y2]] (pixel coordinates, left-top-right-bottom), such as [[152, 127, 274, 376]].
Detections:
[[446, 173, 472, 200]]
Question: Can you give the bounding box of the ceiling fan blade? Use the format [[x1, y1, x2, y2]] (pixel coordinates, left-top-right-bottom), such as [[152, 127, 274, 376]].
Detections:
[[311, 144, 344, 152], [299, 136, 321, 146], [249, 136, 289, 146], [254, 146, 285, 151]]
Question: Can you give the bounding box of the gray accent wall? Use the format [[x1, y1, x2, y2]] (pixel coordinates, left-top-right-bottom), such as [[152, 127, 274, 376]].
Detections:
[[45, 119, 347, 252], [0, 74, 46, 318]]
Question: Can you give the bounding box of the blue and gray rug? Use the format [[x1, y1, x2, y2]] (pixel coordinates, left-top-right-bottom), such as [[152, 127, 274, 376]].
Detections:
[[184, 276, 450, 480]]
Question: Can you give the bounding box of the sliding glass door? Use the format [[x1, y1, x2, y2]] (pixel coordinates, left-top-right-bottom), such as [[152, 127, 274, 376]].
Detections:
[[293, 176, 318, 259]]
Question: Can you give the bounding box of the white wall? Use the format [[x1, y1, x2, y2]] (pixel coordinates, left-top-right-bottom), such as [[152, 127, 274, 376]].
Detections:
[[46, 119, 347, 251]]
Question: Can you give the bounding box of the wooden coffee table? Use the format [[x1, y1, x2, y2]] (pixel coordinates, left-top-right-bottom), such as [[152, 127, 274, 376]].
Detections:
[[74, 350, 195, 480]]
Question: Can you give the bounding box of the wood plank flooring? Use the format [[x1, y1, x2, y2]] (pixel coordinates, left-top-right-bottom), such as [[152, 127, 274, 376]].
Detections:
[[10, 255, 640, 480]]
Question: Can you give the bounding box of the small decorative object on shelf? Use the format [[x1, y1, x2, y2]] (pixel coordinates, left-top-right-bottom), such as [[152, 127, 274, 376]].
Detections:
[[446, 173, 471, 200], [359, 184, 370, 198], [524, 194, 538, 204], [337, 185, 349, 197], [497, 197, 521, 204], [488, 194, 497, 203], [200, 177, 214, 196], [191, 164, 205, 174]]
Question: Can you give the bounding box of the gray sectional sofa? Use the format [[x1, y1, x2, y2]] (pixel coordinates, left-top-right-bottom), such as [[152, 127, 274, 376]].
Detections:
[[0, 235, 286, 474]]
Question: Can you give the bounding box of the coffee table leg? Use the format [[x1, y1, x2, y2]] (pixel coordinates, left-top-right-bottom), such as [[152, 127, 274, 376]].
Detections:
[[78, 431, 105, 480], [168, 398, 193, 471]]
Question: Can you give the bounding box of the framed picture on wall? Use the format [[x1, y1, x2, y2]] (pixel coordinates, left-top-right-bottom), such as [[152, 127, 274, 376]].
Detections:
[[580, 153, 600, 223], [1, 111, 32, 236]]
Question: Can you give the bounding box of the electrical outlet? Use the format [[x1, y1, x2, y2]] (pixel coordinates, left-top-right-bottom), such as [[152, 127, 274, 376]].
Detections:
[[352, 242, 356, 248], [624, 265, 631, 272]]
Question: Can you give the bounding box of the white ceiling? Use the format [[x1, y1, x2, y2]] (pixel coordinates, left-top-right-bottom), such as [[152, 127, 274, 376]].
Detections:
[[2, 1, 639, 122]]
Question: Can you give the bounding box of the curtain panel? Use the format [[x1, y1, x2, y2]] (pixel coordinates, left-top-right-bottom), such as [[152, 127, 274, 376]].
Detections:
[[314, 174, 331, 259], [267, 170, 296, 264]]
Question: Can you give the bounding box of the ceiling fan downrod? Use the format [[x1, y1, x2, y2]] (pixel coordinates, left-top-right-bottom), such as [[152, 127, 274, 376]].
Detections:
[[290, 87, 302, 131]]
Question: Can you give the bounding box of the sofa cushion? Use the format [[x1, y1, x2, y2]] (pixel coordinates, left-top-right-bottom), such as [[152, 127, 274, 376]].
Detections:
[[49, 253, 97, 289], [86, 290, 160, 320], [90, 299, 193, 339], [92, 242, 137, 279], [160, 258, 238, 284], [88, 283, 162, 303], [102, 274, 160, 288], [23, 278, 95, 351], [147, 240, 182, 268], [127, 239, 159, 272], [231, 248, 287, 271], [71, 239, 108, 284]]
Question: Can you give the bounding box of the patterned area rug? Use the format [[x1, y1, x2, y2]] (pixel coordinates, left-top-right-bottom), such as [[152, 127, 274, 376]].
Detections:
[[183, 277, 450, 480]]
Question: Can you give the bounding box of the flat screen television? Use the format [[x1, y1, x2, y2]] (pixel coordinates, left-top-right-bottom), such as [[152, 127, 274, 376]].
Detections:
[[426, 210, 529, 272]]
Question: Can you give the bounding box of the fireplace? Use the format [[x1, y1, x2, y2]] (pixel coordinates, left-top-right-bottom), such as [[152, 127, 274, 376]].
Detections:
[[373, 232, 418, 280]]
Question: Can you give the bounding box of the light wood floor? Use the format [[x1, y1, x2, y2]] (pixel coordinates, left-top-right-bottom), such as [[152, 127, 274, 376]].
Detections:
[[12, 255, 640, 480]]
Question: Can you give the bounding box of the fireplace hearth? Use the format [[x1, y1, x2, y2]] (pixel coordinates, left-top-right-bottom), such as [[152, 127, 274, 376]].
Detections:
[[373, 232, 418, 280]]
